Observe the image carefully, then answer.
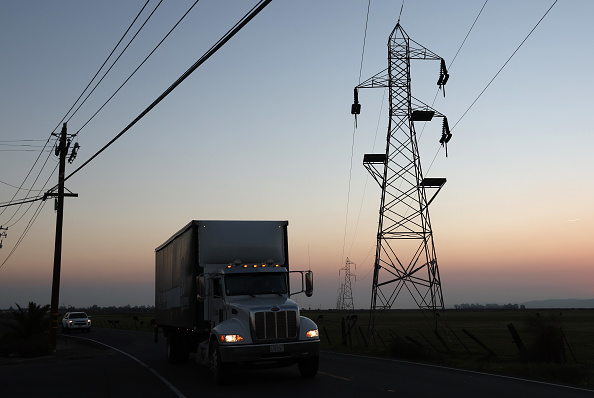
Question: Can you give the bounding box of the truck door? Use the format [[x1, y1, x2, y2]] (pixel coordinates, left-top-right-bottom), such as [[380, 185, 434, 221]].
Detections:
[[208, 277, 225, 327]]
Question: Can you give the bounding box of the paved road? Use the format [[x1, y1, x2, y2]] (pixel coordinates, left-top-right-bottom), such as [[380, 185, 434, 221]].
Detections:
[[1, 328, 592, 397]]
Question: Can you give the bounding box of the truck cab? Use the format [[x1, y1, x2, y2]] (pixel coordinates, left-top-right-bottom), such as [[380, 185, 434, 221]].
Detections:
[[197, 262, 319, 383]]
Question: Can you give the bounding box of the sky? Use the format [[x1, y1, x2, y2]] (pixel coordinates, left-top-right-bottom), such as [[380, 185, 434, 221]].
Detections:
[[1, 0, 593, 311]]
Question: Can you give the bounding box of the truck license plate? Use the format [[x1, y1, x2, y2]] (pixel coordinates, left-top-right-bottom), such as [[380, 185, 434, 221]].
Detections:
[[270, 344, 284, 353]]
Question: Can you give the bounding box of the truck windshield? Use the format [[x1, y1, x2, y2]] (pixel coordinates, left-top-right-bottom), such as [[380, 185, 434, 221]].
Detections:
[[225, 273, 287, 296]]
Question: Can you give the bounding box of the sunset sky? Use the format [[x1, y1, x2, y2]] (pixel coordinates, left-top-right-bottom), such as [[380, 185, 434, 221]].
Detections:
[[1, 0, 592, 310]]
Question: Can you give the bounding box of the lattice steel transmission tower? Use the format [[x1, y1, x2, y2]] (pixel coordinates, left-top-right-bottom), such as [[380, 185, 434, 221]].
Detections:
[[352, 23, 452, 330], [337, 257, 356, 310]]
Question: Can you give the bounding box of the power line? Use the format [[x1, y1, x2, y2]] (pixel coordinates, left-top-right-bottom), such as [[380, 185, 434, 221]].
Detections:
[[0, 200, 47, 270], [5, 163, 59, 228], [0, 180, 44, 192], [2, 1, 169, 228], [52, 0, 272, 190], [61, 0, 152, 128], [451, 0, 558, 131], [341, 0, 372, 270], [0, 139, 47, 143], [422, 0, 558, 176], [0, 2, 152, 225], [449, 0, 488, 70], [73, 0, 198, 136], [357, 0, 371, 85], [2, 142, 58, 225], [68, 0, 165, 132], [0, 135, 53, 219]]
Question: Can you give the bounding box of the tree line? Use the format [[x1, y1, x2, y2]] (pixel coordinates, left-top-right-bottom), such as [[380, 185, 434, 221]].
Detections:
[[453, 303, 525, 310]]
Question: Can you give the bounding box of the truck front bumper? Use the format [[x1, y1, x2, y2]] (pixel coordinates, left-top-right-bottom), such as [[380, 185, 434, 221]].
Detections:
[[218, 340, 320, 364]]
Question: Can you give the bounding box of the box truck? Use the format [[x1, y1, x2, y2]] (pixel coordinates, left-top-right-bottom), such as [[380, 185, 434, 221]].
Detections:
[[155, 220, 319, 383]]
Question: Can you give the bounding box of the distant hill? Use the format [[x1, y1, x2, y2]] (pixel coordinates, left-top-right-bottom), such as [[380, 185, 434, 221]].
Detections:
[[522, 299, 594, 309]]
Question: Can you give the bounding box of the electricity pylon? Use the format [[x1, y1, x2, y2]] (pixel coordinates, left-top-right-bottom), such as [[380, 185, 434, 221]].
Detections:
[[337, 257, 356, 310], [352, 23, 452, 331]]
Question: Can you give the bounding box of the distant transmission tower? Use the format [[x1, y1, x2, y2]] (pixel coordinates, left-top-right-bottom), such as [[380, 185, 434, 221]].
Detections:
[[352, 23, 452, 330], [337, 257, 356, 310]]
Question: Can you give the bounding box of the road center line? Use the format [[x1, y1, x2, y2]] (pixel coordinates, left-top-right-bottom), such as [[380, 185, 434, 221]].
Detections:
[[65, 335, 186, 398], [319, 371, 351, 381]]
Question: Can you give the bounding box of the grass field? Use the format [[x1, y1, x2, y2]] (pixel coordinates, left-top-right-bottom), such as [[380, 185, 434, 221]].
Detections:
[[303, 308, 594, 389], [83, 313, 155, 332], [92, 309, 593, 389]]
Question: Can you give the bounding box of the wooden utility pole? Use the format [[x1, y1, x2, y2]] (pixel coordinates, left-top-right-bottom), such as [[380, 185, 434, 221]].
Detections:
[[49, 123, 67, 351], [47, 123, 77, 351]]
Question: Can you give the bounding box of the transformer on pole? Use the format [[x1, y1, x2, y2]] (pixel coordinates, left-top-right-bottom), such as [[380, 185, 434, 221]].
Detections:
[[337, 257, 356, 310], [352, 23, 451, 331]]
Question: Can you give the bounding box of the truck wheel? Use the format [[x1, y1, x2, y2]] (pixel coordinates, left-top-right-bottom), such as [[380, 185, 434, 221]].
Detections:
[[209, 341, 226, 385], [166, 335, 179, 364], [298, 356, 319, 378], [166, 333, 188, 364]]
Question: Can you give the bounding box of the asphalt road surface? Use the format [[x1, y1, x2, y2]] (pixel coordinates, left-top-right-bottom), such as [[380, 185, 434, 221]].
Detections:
[[1, 328, 592, 397]]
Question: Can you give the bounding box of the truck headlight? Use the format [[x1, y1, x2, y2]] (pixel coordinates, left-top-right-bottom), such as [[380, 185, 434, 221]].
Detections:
[[219, 334, 244, 343], [306, 329, 319, 338]]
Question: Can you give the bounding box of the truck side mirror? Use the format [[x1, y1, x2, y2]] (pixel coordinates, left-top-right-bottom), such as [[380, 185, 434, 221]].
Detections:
[[305, 271, 313, 297], [197, 275, 206, 301]]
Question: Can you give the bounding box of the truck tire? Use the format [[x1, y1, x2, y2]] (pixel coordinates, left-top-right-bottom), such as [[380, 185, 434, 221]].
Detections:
[[166, 333, 189, 364], [298, 356, 319, 378], [209, 340, 226, 385], [166, 334, 180, 363]]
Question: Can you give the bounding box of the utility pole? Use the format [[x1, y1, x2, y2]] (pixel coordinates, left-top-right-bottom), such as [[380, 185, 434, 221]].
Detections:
[[353, 23, 451, 333], [0, 226, 7, 249], [46, 123, 78, 351]]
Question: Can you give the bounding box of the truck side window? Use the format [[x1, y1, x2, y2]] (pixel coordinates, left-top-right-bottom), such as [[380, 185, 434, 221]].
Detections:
[[212, 279, 222, 297]]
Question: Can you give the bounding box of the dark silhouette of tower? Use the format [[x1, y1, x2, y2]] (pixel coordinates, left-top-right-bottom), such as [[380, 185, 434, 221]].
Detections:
[[353, 23, 451, 331], [337, 257, 356, 310]]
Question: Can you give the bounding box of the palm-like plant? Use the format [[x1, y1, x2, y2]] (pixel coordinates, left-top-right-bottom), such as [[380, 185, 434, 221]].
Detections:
[[12, 302, 50, 340]]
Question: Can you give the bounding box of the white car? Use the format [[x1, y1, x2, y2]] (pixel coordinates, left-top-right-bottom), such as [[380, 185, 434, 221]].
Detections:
[[62, 312, 91, 333]]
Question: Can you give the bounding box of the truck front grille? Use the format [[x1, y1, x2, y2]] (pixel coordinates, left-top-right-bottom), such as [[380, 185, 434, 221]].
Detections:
[[254, 311, 297, 340]]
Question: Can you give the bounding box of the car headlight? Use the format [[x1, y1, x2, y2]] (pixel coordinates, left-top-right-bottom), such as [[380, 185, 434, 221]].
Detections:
[[219, 334, 244, 343], [306, 329, 319, 338]]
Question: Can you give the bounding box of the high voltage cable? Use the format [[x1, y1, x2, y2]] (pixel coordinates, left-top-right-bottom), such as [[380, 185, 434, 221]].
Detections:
[[424, 0, 558, 175], [449, 0, 488, 70], [73, 0, 198, 136], [51, 0, 271, 191], [341, 0, 372, 275], [451, 0, 558, 132], [419, 0, 488, 141], [357, 0, 371, 85]]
